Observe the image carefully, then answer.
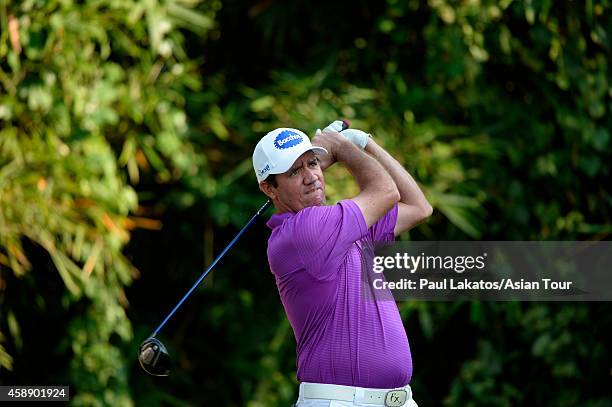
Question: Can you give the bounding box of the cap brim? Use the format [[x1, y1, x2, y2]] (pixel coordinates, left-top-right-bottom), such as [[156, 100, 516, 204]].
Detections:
[[268, 145, 328, 177], [310, 146, 328, 155]]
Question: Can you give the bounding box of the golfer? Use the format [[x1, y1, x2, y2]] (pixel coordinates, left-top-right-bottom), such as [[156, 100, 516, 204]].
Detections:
[[252, 122, 432, 407]]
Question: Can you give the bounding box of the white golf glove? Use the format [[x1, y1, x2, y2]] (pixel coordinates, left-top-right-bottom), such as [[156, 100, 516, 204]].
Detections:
[[322, 120, 345, 133], [316, 120, 371, 150]]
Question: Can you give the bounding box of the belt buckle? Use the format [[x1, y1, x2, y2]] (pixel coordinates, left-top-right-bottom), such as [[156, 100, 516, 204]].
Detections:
[[384, 389, 407, 406]]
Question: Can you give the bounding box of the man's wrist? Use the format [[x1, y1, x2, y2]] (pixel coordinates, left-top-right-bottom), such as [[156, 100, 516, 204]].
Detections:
[[335, 137, 363, 163], [339, 128, 370, 150]]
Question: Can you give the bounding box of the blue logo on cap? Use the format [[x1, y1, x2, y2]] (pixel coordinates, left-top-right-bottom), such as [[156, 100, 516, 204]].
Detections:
[[259, 164, 270, 177], [274, 130, 303, 149]]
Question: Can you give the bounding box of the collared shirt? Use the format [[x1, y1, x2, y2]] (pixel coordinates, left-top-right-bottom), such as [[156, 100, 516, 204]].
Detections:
[[266, 200, 412, 388]]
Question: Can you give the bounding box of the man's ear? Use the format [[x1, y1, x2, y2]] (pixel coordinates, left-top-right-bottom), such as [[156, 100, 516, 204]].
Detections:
[[259, 181, 276, 200]]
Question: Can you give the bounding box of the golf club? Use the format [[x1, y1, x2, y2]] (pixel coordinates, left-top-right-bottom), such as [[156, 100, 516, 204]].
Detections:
[[138, 199, 271, 376]]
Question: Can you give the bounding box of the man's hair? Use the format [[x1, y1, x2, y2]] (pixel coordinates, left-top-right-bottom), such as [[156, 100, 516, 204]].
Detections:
[[265, 174, 277, 187]]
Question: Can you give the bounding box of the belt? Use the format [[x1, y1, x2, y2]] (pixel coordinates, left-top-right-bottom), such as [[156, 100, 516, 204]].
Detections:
[[301, 382, 412, 406]]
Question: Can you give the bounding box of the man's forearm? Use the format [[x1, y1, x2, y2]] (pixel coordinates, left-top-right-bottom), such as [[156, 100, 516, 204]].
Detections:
[[315, 132, 400, 227], [337, 140, 398, 199], [365, 138, 431, 211]]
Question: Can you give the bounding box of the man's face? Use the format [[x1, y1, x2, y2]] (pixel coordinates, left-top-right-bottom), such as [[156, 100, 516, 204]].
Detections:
[[261, 151, 326, 213]]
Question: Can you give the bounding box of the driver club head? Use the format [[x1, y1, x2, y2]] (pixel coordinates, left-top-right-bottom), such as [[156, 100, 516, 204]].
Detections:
[[138, 337, 171, 376]]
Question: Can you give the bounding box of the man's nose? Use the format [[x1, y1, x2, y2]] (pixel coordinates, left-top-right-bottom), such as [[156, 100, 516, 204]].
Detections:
[[303, 167, 317, 184]]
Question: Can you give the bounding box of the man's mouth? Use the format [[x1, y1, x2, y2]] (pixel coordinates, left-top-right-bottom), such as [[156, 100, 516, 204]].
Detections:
[[306, 185, 323, 194]]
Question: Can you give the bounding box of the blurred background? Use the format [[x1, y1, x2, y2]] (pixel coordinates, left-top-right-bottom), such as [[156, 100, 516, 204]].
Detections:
[[1, 0, 611, 405]]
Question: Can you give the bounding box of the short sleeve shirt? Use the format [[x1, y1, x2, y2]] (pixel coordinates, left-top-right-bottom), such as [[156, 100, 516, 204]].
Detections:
[[266, 200, 412, 388]]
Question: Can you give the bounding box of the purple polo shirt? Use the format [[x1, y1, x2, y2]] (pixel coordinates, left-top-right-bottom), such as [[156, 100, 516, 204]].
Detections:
[[266, 199, 412, 388]]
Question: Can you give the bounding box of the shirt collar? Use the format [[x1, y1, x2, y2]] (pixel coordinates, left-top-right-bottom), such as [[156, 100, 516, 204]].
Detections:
[[266, 211, 295, 230]]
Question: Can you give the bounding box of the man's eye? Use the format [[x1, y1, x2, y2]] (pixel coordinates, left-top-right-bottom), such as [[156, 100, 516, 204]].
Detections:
[[309, 161, 318, 167]]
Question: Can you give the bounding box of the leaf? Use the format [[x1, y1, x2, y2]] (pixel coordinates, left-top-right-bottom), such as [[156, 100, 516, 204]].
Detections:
[[167, 2, 214, 32], [437, 203, 482, 239], [6, 312, 22, 350], [250, 96, 276, 112], [48, 249, 82, 297]]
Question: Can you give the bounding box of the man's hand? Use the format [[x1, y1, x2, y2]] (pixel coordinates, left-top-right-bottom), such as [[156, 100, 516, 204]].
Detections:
[[312, 129, 350, 171], [320, 120, 345, 134], [317, 120, 370, 150]]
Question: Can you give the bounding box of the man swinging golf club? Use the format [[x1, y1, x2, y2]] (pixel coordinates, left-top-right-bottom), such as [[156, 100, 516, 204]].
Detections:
[[253, 120, 432, 407]]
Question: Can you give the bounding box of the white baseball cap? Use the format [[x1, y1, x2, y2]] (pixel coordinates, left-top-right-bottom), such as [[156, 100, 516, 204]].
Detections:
[[252, 128, 328, 183]]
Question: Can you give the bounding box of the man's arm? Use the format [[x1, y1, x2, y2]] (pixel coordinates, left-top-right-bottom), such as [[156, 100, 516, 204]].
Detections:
[[312, 131, 400, 228], [364, 138, 433, 235]]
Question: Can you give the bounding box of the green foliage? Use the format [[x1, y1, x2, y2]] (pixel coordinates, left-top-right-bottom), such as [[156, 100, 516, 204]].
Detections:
[[1, 0, 611, 406], [1, 0, 216, 405], [442, 303, 612, 407]]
